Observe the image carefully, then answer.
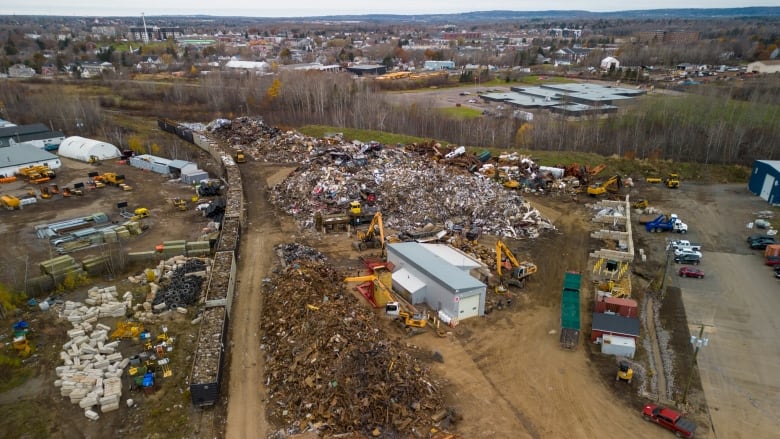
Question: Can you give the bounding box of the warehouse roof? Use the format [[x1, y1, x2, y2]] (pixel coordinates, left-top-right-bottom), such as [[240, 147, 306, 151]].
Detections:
[[591, 312, 640, 337], [0, 143, 60, 167], [421, 243, 483, 270], [388, 242, 485, 292], [0, 123, 49, 139]]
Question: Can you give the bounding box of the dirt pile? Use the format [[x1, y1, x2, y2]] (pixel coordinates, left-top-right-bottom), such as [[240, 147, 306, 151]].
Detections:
[[261, 243, 453, 437]]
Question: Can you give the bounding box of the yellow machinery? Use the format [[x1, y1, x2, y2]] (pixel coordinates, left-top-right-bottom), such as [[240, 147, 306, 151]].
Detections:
[[587, 175, 622, 196], [645, 176, 662, 184], [495, 239, 537, 292], [665, 173, 680, 188], [344, 265, 395, 308], [172, 198, 186, 211], [616, 360, 633, 383], [87, 155, 100, 164], [349, 200, 362, 216], [40, 186, 51, 199], [13, 336, 31, 357], [353, 212, 385, 252], [632, 199, 649, 209], [96, 173, 125, 186], [235, 149, 246, 163], [131, 207, 150, 221], [385, 301, 428, 335], [111, 321, 144, 340]]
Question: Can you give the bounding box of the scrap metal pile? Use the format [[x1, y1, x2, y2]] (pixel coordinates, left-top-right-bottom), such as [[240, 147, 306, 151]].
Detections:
[[262, 244, 451, 437], [207, 117, 555, 238]]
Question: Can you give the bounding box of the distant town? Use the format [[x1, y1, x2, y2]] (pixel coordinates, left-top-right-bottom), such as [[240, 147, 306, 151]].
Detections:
[[1, 10, 779, 81]]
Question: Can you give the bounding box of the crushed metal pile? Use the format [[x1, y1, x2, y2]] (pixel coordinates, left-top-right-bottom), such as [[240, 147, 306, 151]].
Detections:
[[262, 244, 452, 437], [207, 117, 555, 238]]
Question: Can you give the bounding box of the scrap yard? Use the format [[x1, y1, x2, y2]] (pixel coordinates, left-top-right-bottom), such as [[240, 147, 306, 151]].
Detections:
[[0, 116, 778, 439]]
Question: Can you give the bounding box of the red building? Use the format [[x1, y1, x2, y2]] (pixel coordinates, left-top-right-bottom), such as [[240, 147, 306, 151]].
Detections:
[[594, 295, 638, 318]]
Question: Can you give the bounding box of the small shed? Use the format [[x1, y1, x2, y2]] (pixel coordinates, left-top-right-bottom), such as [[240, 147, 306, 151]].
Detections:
[[591, 312, 640, 343], [168, 159, 198, 178], [748, 160, 780, 205], [601, 334, 636, 358], [129, 154, 172, 175], [181, 168, 209, 185], [58, 136, 121, 162], [594, 294, 638, 318]]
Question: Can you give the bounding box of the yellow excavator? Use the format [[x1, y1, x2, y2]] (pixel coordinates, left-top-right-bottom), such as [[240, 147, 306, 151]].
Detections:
[[353, 212, 385, 253], [616, 360, 633, 383], [665, 173, 680, 188], [495, 239, 537, 293], [344, 264, 395, 308], [587, 175, 622, 196]]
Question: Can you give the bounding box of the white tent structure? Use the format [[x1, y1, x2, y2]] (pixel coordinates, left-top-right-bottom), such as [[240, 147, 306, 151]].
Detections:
[[58, 136, 121, 162], [600, 56, 620, 70]]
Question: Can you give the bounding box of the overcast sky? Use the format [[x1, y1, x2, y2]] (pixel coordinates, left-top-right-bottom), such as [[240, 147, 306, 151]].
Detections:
[[0, 1, 775, 17]]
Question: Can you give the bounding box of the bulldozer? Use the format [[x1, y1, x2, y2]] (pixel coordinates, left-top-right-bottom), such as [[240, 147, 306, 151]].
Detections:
[[665, 173, 680, 189], [172, 198, 187, 211], [495, 239, 537, 293], [235, 149, 247, 163], [616, 360, 633, 383], [353, 212, 385, 253], [586, 175, 622, 196]]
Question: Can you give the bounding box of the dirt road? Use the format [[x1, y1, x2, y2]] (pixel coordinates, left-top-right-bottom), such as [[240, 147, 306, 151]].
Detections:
[[224, 164, 294, 439]]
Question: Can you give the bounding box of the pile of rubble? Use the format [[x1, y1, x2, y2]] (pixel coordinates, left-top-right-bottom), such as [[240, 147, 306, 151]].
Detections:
[[54, 287, 131, 420], [262, 245, 452, 437], [206, 117, 555, 238]]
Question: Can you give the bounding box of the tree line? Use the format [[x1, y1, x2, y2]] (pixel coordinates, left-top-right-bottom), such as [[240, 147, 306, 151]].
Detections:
[[1, 71, 778, 166]]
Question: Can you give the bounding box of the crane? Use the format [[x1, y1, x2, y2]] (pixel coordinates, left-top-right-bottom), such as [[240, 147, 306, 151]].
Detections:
[[495, 239, 538, 293], [353, 212, 385, 253]]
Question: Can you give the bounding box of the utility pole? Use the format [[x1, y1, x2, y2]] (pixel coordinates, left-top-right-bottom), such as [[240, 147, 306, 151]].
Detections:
[[682, 324, 709, 405], [659, 239, 671, 294]]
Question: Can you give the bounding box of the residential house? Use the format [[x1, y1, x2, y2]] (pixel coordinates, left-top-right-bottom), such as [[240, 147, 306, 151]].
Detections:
[[8, 64, 36, 78]]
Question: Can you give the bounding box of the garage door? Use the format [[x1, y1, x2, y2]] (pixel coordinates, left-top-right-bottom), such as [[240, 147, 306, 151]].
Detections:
[[760, 174, 774, 200], [458, 294, 480, 320]]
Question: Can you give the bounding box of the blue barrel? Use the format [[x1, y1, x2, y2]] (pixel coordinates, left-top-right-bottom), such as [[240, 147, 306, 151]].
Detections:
[[477, 150, 491, 162]]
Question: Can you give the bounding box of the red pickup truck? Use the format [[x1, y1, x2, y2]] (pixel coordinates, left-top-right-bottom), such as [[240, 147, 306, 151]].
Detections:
[[642, 404, 697, 438]]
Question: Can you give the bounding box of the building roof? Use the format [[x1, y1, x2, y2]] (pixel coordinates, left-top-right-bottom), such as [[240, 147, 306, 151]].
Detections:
[[756, 160, 780, 173], [0, 143, 60, 167], [0, 123, 50, 140], [388, 242, 485, 292], [420, 244, 483, 270], [597, 296, 637, 308], [9, 130, 65, 143], [168, 159, 194, 169], [592, 312, 640, 337], [392, 268, 426, 294]]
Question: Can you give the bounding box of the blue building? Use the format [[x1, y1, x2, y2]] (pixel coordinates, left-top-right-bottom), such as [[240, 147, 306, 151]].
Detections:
[[748, 160, 780, 205]]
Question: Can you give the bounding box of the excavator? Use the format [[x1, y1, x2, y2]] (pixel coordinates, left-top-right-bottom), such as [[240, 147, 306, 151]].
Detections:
[[586, 175, 622, 196], [616, 360, 633, 383], [353, 212, 385, 253], [385, 301, 428, 336], [344, 263, 395, 308], [665, 173, 680, 189], [495, 239, 537, 293]]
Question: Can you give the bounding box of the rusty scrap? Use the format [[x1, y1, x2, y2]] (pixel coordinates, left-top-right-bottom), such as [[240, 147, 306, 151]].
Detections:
[[262, 245, 453, 437]]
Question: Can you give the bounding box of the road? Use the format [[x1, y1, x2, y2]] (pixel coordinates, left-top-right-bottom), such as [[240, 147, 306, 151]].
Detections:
[[663, 183, 780, 439]]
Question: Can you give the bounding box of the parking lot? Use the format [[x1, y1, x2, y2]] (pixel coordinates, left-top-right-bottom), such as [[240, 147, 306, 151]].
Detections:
[[658, 183, 780, 438]]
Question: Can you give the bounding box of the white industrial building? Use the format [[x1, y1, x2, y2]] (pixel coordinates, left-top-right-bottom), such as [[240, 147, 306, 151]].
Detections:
[[747, 60, 780, 74], [58, 136, 121, 162], [387, 242, 487, 322], [0, 144, 61, 178]]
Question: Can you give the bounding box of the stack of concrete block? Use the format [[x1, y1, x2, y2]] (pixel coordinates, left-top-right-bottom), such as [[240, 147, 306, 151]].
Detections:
[[55, 298, 128, 420]]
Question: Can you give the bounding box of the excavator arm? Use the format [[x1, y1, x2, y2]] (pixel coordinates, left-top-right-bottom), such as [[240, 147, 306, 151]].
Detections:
[[496, 240, 520, 277]]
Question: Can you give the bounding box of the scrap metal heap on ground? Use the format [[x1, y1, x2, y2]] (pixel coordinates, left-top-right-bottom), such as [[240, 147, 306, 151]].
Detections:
[[261, 243, 455, 437], [207, 117, 555, 239]]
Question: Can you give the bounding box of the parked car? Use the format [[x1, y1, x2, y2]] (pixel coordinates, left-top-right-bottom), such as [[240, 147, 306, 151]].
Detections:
[[775, 269, 780, 279], [766, 256, 780, 266], [749, 238, 776, 249], [747, 234, 774, 242], [642, 404, 697, 438], [678, 267, 705, 278], [674, 253, 701, 265], [674, 248, 703, 259]]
